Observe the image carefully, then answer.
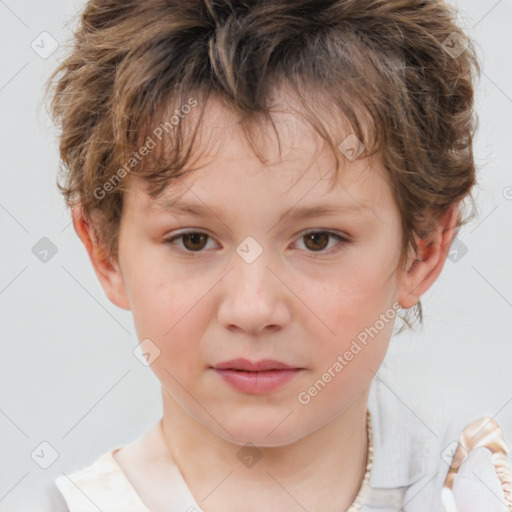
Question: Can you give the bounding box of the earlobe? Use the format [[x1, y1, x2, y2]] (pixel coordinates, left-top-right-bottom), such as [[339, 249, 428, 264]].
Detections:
[[72, 207, 131, 311], [398, 205, 459, 309]]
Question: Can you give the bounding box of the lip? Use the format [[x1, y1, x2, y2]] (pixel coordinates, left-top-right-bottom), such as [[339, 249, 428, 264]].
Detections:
[[211, 359, 304, 394], [213, 358, 299, 371]]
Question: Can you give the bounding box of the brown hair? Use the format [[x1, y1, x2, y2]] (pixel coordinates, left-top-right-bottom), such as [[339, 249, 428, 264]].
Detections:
[[44, 0, 481, 333]]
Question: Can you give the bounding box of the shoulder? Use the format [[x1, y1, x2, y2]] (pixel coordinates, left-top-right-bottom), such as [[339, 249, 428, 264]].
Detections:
[[54, 446, 150, 512], [441, 415, 512, 511], [366, 377, 512, 511]]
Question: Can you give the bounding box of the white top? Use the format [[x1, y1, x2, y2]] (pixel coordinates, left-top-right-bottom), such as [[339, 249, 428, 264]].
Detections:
[[54, 377, 512, 512]]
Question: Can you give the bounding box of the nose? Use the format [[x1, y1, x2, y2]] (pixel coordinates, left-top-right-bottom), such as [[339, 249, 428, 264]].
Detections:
[[217, 252, 292, 335]]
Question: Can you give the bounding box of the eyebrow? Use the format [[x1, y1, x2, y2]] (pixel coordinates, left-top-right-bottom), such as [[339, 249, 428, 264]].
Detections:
[[152, 199, 370, 223]]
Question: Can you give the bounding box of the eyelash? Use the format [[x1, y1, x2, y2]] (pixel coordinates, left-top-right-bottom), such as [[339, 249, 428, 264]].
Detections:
[[162, 229, 351, 257]]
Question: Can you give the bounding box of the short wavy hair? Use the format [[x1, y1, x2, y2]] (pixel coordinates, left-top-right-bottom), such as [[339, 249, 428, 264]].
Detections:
[[44, 0, 481, 334]]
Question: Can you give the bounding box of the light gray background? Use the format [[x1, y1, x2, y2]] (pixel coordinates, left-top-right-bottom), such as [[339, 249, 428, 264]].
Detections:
[[0, 0, 511, 510]]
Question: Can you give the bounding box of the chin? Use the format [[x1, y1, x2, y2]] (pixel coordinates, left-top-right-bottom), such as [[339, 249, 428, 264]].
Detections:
[[211, 415, 307, 448]]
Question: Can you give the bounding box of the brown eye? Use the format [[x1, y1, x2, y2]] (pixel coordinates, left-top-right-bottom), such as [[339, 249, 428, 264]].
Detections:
[[164, 230, 350, 257], [295, 230, 350, 256], [164, 231, 214, 254], [303, 232, 330, 251], [181, 233, 209, 251]]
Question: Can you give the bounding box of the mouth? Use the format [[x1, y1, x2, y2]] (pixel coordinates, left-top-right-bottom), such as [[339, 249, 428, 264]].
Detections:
[[213, 358, 301, 371], [211, 359, 304, 394]]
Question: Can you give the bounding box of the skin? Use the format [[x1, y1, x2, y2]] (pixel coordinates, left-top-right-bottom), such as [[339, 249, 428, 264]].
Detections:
[[73, 93, 458, 512]]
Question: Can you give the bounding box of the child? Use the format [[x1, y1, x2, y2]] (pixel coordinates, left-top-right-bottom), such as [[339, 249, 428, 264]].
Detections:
[[45, 0, 512, 510]]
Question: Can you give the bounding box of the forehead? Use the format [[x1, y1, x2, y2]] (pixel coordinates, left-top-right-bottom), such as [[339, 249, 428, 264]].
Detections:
[[138, 82, 373, 175], [127, 88, 390, 215]]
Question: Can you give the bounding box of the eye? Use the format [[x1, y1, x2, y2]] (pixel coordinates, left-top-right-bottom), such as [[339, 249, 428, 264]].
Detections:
[[293, 230, 350, 255], [163, 231, 217, 253], [163, 229, 350, 256]]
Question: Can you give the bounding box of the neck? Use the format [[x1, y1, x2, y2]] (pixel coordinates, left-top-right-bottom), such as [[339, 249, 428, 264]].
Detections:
[[160, 387, 370, 512]]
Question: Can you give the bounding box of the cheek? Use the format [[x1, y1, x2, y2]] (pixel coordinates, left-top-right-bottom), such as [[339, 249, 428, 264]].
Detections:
[[298, 265, 394, 329], [122, 261, 205, 363], [294, 267, 396, 368]]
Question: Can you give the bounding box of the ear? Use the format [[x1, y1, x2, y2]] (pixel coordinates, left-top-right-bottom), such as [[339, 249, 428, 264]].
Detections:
[[72, 206, 131, 311], [398, 204, 459, 309]]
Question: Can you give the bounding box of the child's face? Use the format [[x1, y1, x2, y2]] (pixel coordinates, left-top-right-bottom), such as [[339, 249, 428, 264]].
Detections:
[[108, 97, 411, 446]]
